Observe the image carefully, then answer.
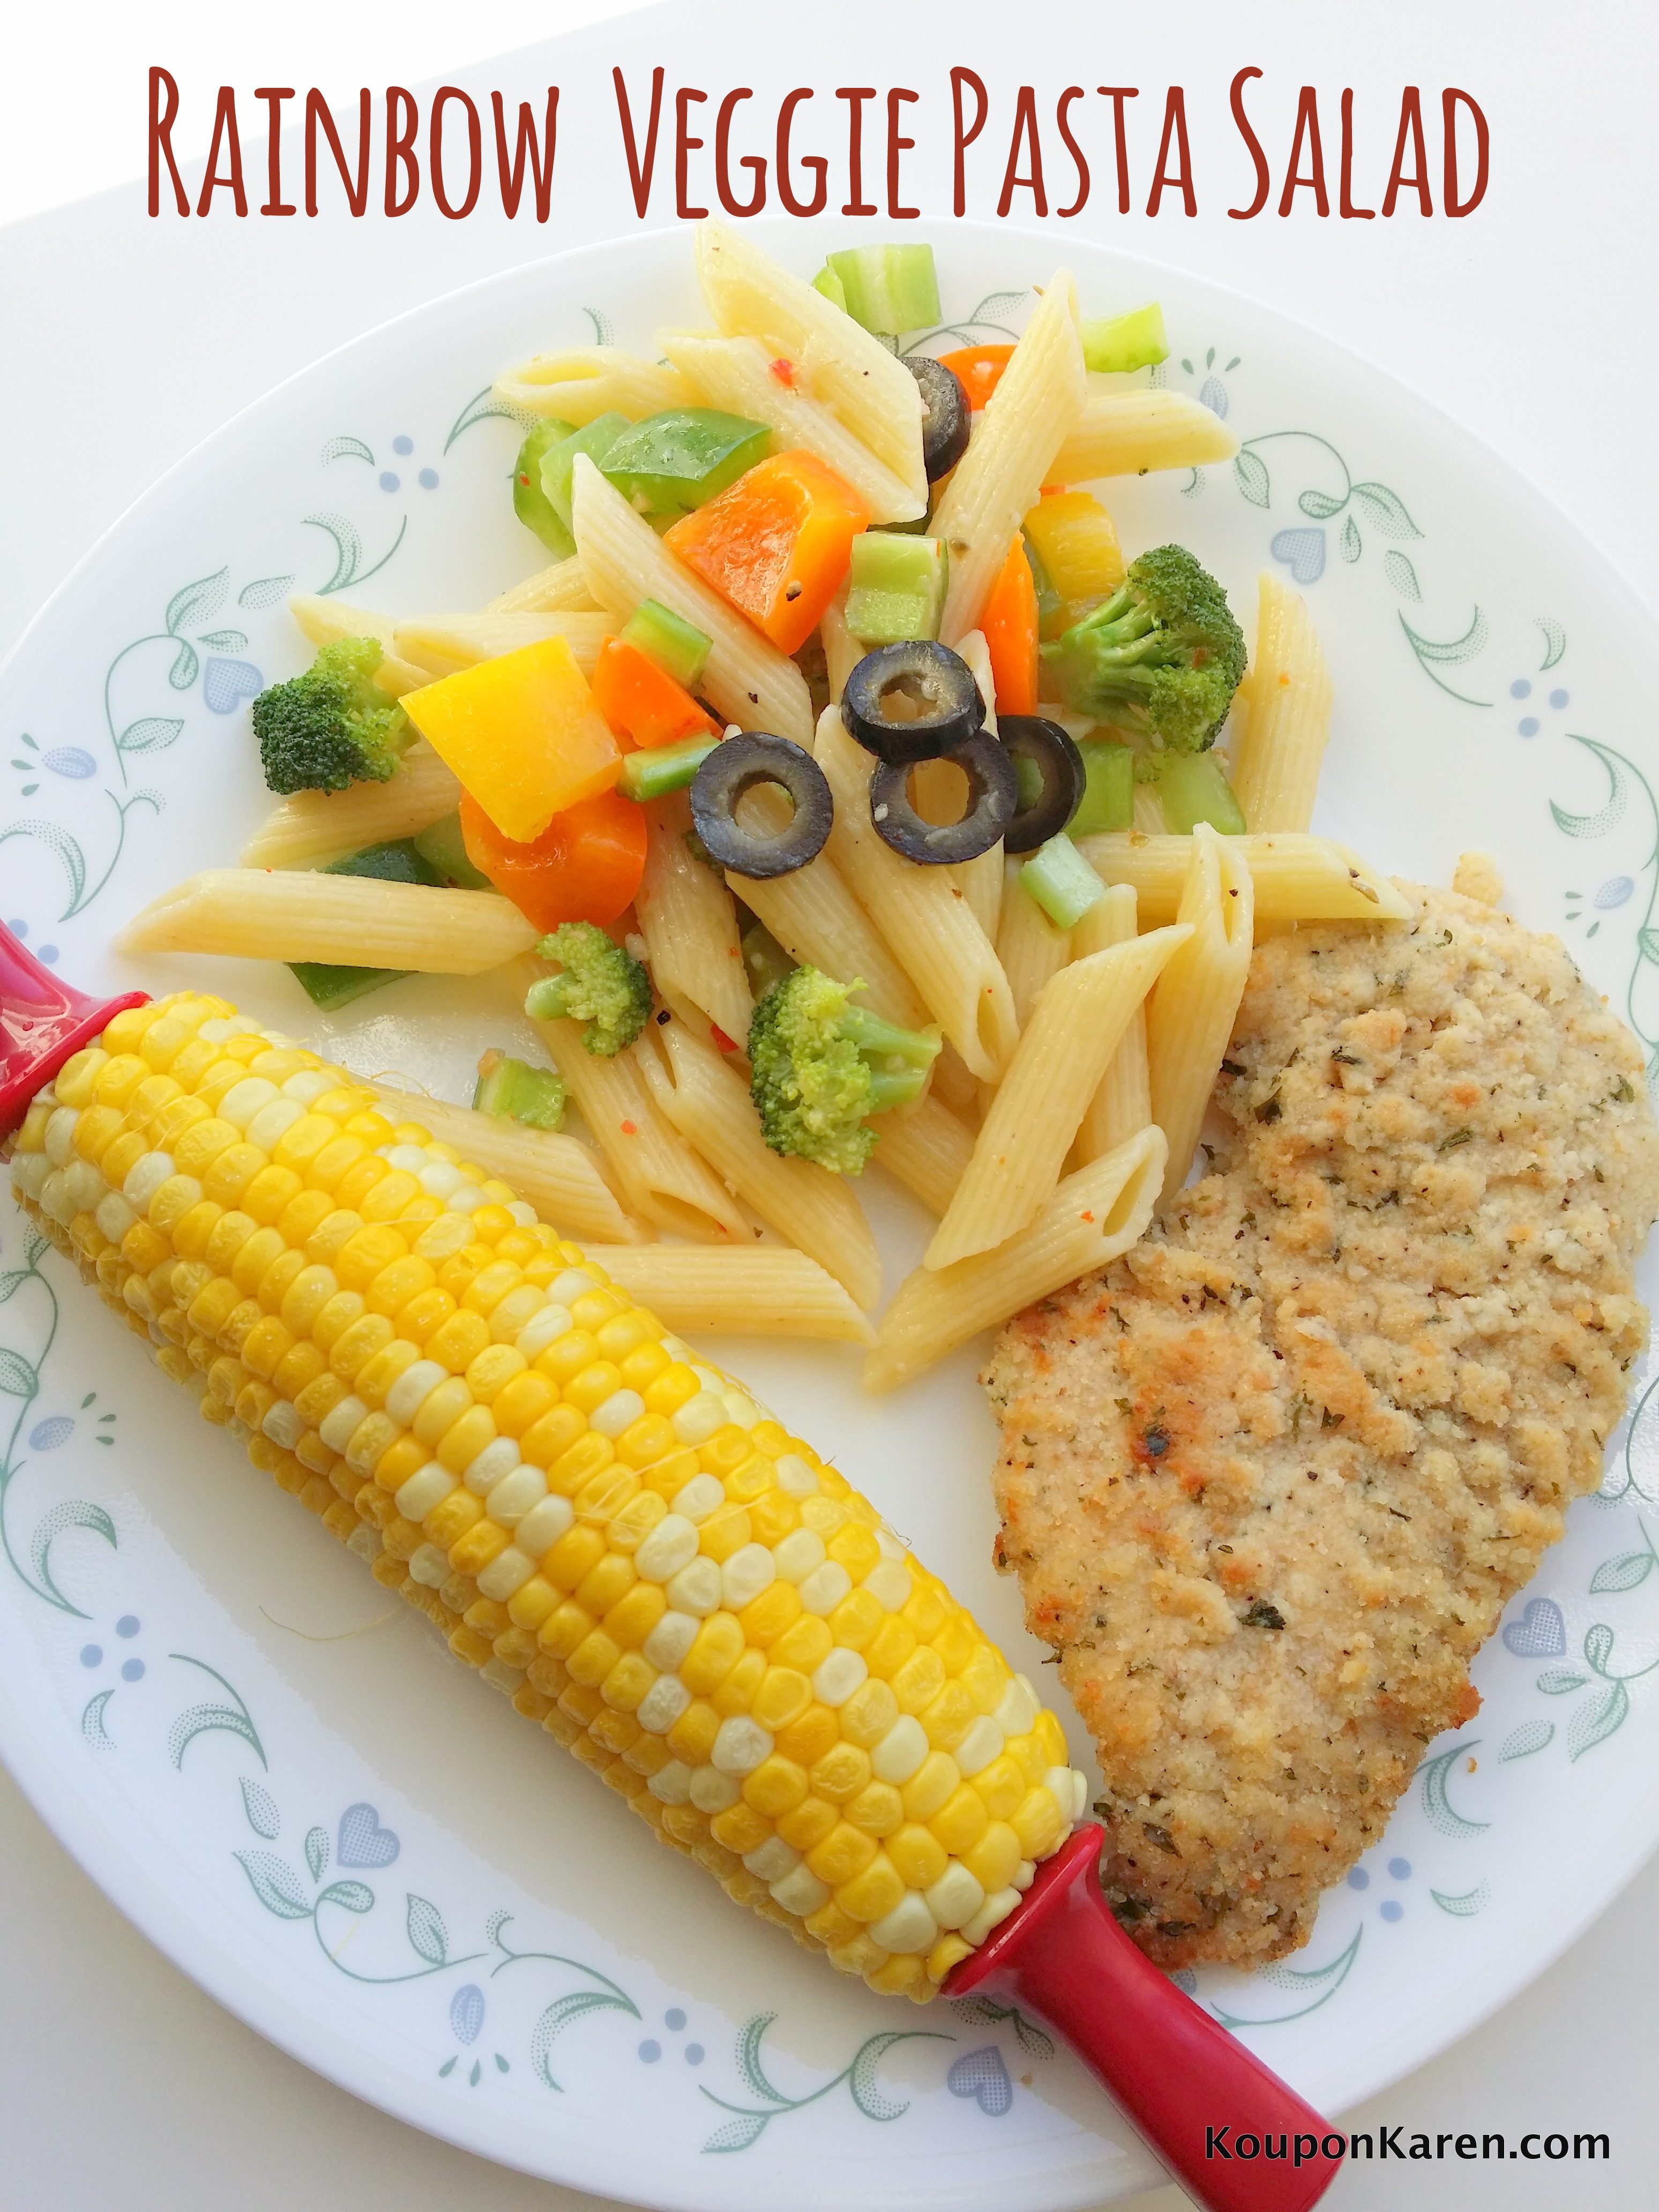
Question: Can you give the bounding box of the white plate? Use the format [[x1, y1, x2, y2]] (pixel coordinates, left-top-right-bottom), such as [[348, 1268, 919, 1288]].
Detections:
[[4, 221, 1659, 2211]]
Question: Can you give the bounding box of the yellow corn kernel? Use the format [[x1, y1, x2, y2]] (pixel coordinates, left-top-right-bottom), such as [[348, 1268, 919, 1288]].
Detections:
[[601, 1650, 655, 1712], [843, 1782, 903, 1839], [449, 1518, 510, 1576], [811, 1742, 871, 1803], [544, 1526, 608, 1591], [666, 1700, 721, 1766], [535, 1329, 599, 1386], [1008, 1730, 1049, 1784], [681, 1612, 745, 1695], [373, 1434, 429, 1494], [547, 1432, 612, 1498], [507, 1577, 561, 1633], [743, 1755, 810, 1818], [538, 1602, 595, 1659], [492, 1371, 558, 1437], [745, 1490, 799, 1548], [574, 1463, 638, 1523], [559, 1680, 604, 1727], [738, 1580, 801, 1650], [698, 1502, 752, 1564], [926, 1784, 988, 1856], [435, 1404, 497, 1475], [1034, 1710, 1068, 1767], [901, 1753, 961, 1825], [803, 1899, 863, 1949], [827, 1523, 881, 1580], [427, 1309, 491, 1372], [888, 1824, 949, 1890], [901, 1580, 948, 1639], [863, 1616, 917, 1679], [639, 1444, 700, 1499], [573, 1552, 636, 1618], [711, 1802, 771, 1855], [1011, 1785, 1067, 1860], [799, 1495, 847, 1538], [644, 1363, 701, 1417], [835, 1851, 905, 1925], [422, 1488, 481, 1548], [975, 1755, 1028, 1823], [928, 1933, 973, 1984], [962, 1821, 1022, 1893], [930, 1611, 978, 1676], [839, 1680, 900, 1751], [567, 1630, 622, 1688], [466, 1342, 527, 1402], [752, 1667, 812, 1732], [956, 1644, 1008, 1715], [919, 1682, 976, 1751], [608, 1489, 666, 1552], [519, 1403, 586, 1469], [827, 1589, 883, 1652], [773, 1701, 839, 1768], [807, 1822, 878, 1888], [709, 1648, 765, 1717], [723, 1453, 774, 1505], [561, 1361, 622, 1417], [615, 1413, 676, 1469], [890, 1647, 946, 1714], [603, 1579, 667, 1649]]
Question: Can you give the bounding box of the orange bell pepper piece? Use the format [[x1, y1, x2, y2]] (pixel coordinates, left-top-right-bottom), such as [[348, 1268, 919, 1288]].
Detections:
[[590, 636, 721, 751], [981, 536, 1039, 715], [402, 633, 620, 845], [663, 450, 870, 656], [935, 343, 1015, 413], [459, 787, 647, 931]]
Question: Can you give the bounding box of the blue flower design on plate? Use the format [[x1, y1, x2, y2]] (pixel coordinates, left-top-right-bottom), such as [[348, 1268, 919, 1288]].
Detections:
[[337, 1802, 400, 1868], [1503, 1598, 1566, 1658], [1594, 877, 1634, 910], [451, 1983, 485, 2045], [1270, 527, 1325, 585], [28, 1415, 74, 1451], [41, 747, 96, 779], [203, 657, 264, 715], [947, 2046, 1013, 2117]]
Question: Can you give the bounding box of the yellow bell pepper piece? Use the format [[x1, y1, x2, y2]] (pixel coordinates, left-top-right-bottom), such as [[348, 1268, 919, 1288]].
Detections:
[[1022, 492, 1125, 629], [402, 634, 621, 846]]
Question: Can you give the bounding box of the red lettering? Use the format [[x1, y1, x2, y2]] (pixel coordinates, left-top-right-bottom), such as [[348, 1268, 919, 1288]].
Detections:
[[385, 86, 420, 216], [1382, 87, 1432, 215], [1443, 88, 1489, 216], [1055, 87, 1088, 217], [1146, 87, 1195, 216], [1279, 86, 1329, 215], [197, 87, 247, 218], [997, 86, 1048, 216], [838, 88, 876, 214], [775, 89, 826, 216], [676, 87, 708, 218], [1228, 66, 1269, 218], [255, 88, 295, 215], [951, 68, 988, 216], [1098, 87, 1139, 215], [492, 89, 559, 221], [148, 66, 188, 216], [887, 87, 918, 219], [613, 68, 664, 218], [715, 88, 765, 215], [306, 89, 370, 216], [1340, 89, 1374, 219], [430, 87, 482, 219]]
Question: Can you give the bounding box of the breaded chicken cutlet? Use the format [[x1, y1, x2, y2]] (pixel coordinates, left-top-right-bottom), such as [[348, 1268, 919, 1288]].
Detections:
[[983, 883, 1659, 1970]]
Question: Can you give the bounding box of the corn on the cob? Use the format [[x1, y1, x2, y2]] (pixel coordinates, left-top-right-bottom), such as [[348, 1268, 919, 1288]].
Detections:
[[5, 991, 1091, 2003]]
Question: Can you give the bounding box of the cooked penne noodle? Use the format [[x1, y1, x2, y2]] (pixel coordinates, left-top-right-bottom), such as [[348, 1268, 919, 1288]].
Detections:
[[996, 860, 1072, 1026], [947, 631, 1005, 936], [636, 793, 753, 1050], [864, 1128, 1168, 1391], [694, 222, 926, 509], [866, 1094, 975, 1217], [583, 1244, 876, 1346], [1070, 884, 1152, 1167], [729, 783, 931, 1032], [368, 1085, 642, 1245], [492, 346, 697, 423], [819, 591, 862, 705], [816, 709, 1018, 1082], [929, 1048, 982, 1119], [115, 870, 537, 973], [1147, 826, 1254, 1207], [1045, 388, 1239, 487], [1076, 830, 1411, 929], [393, 611, 614, 680], [485, 556, 603, 615], [927, 924, 1192, 1268], [1226, 572, 1335, 833], [238, 741, 461, 869], [1132, 782, 1167, 836], [638, 1019, 883, 1311], [935, 273, 1088, 646], [524, 989, 755, 1243], [288, 594, 427, 695], [571, 455, 814, 745], [660, 330, 922, 525]]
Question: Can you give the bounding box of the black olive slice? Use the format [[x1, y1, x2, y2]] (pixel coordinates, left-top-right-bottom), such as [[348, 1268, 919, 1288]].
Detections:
[[690, 734, 833, 879], [904, 354, 972, 482], [998, 715, 1087, 854], [842, 641, 985, 766], [868, 730, 1017, 866]]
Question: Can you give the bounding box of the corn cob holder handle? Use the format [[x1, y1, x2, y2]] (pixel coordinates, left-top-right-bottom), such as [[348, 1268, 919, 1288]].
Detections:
[[0, 925, 1339, 2212]]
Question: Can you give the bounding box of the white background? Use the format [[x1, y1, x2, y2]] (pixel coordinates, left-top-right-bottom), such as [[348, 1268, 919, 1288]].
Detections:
[[3, 3, 1657, 2207]]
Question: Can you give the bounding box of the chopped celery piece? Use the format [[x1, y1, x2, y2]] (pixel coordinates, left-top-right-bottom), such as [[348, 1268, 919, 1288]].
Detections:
[[1022, 529, 1066, 642], [824, 245, 941, 336], [1071, 739, 1136, 835], [618, 734, 720, 802], [1157, 751, 1247, 835], [411, 812, 491, 890], [600, 409, 771, 518], [512, 417, 578, 555], [287, 836, 443, 1005], [1080, 303, 1169, 375], [812, 263, 848, 311], [540, 412, 630, 531], [621, 597, 712, 689], [474, 1050, 566, 1131], [844, 532, 947, 643], [741, 921, 796, 997], [1020, 834, 1105, 930]]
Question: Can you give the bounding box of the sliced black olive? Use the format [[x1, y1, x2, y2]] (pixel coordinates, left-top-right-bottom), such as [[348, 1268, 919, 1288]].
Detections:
[[842, 641, 985, 766], [998, 715, 1086, 855], [904, 354, 972, 482], [690, 734, 833, 879], [868, 730, 1017, 866]]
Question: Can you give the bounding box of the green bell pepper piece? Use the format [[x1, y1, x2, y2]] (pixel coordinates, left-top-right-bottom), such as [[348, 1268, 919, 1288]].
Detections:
[[1080, 304, 1169, 375], [621, 599, 713, 689], [1071, 739, 1136, 835], [540, 412, 631, 532], [599, 409, 771, 518], [1157, 751, 1247, 835], [512, 418, 578, 555]]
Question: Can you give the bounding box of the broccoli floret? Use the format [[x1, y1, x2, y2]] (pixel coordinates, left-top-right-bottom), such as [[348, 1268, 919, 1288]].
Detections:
[[748, 966, 940, 1176], [524, 922, 652, 1056], [251, 637, 412, 796], [1041, 544, 1246, 764]]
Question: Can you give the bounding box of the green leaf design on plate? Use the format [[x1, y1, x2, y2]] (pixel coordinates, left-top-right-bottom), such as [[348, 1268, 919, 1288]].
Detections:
[[321, 436, 376, 466], [1499, 1718, 1554, 1760], [0, 821, 86, 920], [444, 387, 531, 451], [1399, 606, 1491, 706], [167, 1654, 267, 1770], [735, 2012, 787, 2102], [848, 2030, 928, 2122], [235, 1850, 313, 1920], [1536, 615, 1567, 670], [1298, 488, 1346, 519], [1210, 1927, 1363, 2027], [704, 2112, 771, 2154], [1551, 736, 1632, 841], [238, 573, 296, 610], [1418, 1741, 1490, 1836], [1537, 1669, 1589, 1693], [29, 1497, 117, 1610], [117, 716, 185, 754], [530, 1988, 636, 2091], [1350, 481, 1422, 539], [317, 1879, 375, 1915], [0, 1346, 40, 1398], [239, 1776, 281, 1838], [1430, 1881, 1491, 1916], [305, 1825, 330, 1880], [1590, 1551, 1654, 1594], [1569, 1679, 1629, 1759], [1384, 550, 1423, 602], [197, 629, 249, 652], [406, 1893, 450, 1966], [1584, 1622, 1616, 1675], [80, 1687, 116, 1750], [1639, 929, 1659, 965], [168, 640, 199, 690], [1234, 449, 1271, 508], [166, 569, 228, 634], [1340, 515, 1362, 563]]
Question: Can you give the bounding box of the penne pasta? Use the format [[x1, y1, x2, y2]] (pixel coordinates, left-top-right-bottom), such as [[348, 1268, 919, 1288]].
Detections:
[[393, 611, 614, 681], [694, 222, 926, 510], [288, 594, 427, 696], [926, 925, 1192, 1269], [524, 986, 755, 1243], [571, 455, 814, 744], [816, 708, 1018, 1082], [864, 1128, 1168, 1392], [1069, 884, 1152, 1167], [492, 345, 697, 423], [582, 1244, 876, 1347], [1045, 388, 1240, 488], [660, 330, 923, 525], [1131, 782, 1167, 836], [866, 1093, 976, 1217], [1076, 830, 1412, 930], [238, 741, 461, 869], [638, 1019, 883, 1311], [115, 869, 537, 973], [819, 591, 862, 705], [1146, 826, 1255, 1207], [636, 792, 753, 1051], [935, 273, 1088, 646], [995, 860, 1072, 1026], [947, 631, 1005, 936], [368, 1084, 642, 1245], [485, 556, 603, 616], [1226, 572, 1335, 833]]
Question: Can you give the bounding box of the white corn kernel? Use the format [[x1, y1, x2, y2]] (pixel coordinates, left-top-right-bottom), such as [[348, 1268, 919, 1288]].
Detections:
[[63, 1160, 106, 1212], [9, 1152, 51, 1199], [642, 1612, 700, 1671], [670, 1392, 728, 1445], [636, 1673, 692, 1733], [870, 1894, 939, 1955], [516, 1304, 573, 1357], [722, 1543, 776, 1611], [861, 1559, 913, 1612], [414, 1214, 472, 1260], [94, 1190, 137, 1241], [261, 1401, 303, 1449], [408, 1544, 451, 1586], [476, 1546, 536, 1601], [722, 1392, 761, 1429], [742, 1837, 801, 1883], [444, 1183, 487, 1215], [769, 1864, 832, 1916], [665, 1557, 722, 1616], [397, 1463, 456, 1521], [485, 1465, 548, 1527], [1071, 1770, 1090, 1821], [634, 1514, 699, 1583], [995, 1678, 1040, 1739], [245, 1097, 304, 1152], [319, 1394, 368, 1452], [689, 1766, 741, 1812], [647, 1759, 693, 1805], [772, 1528, 826, 1583], [773, 1453, 820, 1498], [464, 1437, 521, 1495], [507, 1201, 538, 1227], [812, 1649, 868, 1707], [44, 1108, 81, 1166], [925, 1863, 987, 1931], [955, 1717, 1005, 1777], [670, 1474, 724, 1524], [384, 1145, 429, 1172], [344, 1417, 387, 1473], [1013, 1860, 1036, 1892], [589, 1388, 645, 1439], [385, 1358, 448, 1425], [1043, 1768, 1078, 1826], [418, 1161, 465, 1198], [871, 1716, 929, 1785], [961, 1887, 1021, 1947], [798, 1561, 853, 1616], [875, 1527, 906, 1559], [122, 1151, 175, 1208], [346, 1523, 382, 1564], [282, 1070, 337, 1104], [40, 1170, 77, 1225], [710, 1716, 772, 1775], [513, 1492, 575, 1556], [217, 1077, 280, 1130], [690, 1365, 725, 1393], [548, 1268, 600, 1305]]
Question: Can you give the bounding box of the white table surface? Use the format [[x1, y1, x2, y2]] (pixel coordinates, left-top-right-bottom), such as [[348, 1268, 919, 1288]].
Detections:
[[3, 3, 1657, 2206]]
